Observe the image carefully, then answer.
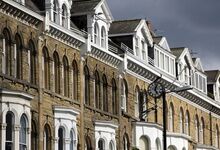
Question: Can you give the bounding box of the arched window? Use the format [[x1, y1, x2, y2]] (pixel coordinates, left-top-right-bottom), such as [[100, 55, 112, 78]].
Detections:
[[103, 74, 108, 112], [58, 127, 65, 150], [185, 110, 190, 135], [43, 47, 50, 90], [112, 78, 117, 115], [6, 112, 14, 150], [3, 28, 12, 75], [141, 90, 148, 120], [200, 117, 205, 144], [121, 79, 128, 112], [43, 124, 51, 150], [123, 134, 129, 150], [139, 136, 150, 150], [20, 114, 28, 150], [70, 130, 76, 150], [94, 22, 99, 45], [109, 141, 114, 150], [168, 145, 177, 150], [134, 86, 140, 118], [31, 120, 37, 150], [156, 138, 161, 150], [169, 103, 174, 132], [53, 0, 58, 23], [94, 71, 100, 109], [195, 115, 199, 142], [62, 4, 68, 27], [101, 26, 106, 48], [85, 136, 92, 150], [216, 125, 219, 148], [84, 65, 90, 105], [53, 52, 60, 94], [72, 60, 78, 100], [29, 40, 36, 84], [179, 107, 184, 133], [15, 33, 23, 79], [98, 139, 105, 150], [63, 56, 69, 97]]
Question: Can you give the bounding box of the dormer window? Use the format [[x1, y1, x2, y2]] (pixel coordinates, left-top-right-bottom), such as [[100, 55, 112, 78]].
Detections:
[[53, 0, 58, 23], [135, 37, 139, 56], [101, 27, 106, 48], [94, 22, 99, 45], [141, 40, 146, 60], [62, 4, 68, 28]]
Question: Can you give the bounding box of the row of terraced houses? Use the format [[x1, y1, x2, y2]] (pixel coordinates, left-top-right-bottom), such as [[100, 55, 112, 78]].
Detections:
[[0, 0, 220, 150]]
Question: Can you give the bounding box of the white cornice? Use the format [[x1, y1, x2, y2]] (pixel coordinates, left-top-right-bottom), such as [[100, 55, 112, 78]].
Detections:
[[0, 88, 33, 100]]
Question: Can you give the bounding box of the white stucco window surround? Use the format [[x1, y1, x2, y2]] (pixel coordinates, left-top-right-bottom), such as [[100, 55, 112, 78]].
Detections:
[[95, 121, 118, 150], [132, 122, 163, 150], [53, 106, 79, 150], [167, 132, 191, 150], [0, 88, 33, 150], [196, 144, 218, 150]]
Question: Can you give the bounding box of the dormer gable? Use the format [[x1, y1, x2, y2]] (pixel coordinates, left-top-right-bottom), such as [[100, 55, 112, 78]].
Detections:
[[193, 57, 204, 72], [154, 36, 170, 51]]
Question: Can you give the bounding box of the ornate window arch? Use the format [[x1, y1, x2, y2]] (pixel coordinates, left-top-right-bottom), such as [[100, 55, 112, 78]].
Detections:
[[84, 65, 90, 105], [6, 111, 15, 150], [53, 0, 59, 23], [53, 51, 60, 94], [29, 40, 37, 84], [94, 22, 99, 45], [2, 28, 12, 75], [72, 60, 78, 100], [62, 4, 68, 27], [134, 86, 140, 118], [185, 110, 190, 135], [200, 117, 205, 144], [43, 47, 50, 90], [94, 70, 101, 109], [58, 127, 65, 150], [15, 33, 23, 79], [121, 79, 128, 112], [63, 55, 69, 97], [179, 107, 184, 133], [102, 74, 108, 112], [169, 103, 174, 132], [31, 120, 38, 150], [19, 114, 28, 150], [98, 138, 105, 150], [101, 26, 106, 48], [195, 115, 199, 142], [43, 124, 51, 150], [123, 134, 129, 150], [112, 78, 117, 115], [70, 129, 76, 150]]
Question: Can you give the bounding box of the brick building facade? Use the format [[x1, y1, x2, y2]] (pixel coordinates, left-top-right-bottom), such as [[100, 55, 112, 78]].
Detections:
[[0, 0, 220, 150]]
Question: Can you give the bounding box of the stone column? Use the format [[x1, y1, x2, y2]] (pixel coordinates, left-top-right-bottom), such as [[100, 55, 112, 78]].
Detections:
[[14, 124, 20, 150], [1, 38, 5, 74], [1, 123, 7, 150], [13, 43, 16, 78], [65, 138, 71, 150]]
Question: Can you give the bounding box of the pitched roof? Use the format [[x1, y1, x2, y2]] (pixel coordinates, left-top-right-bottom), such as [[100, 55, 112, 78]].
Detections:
[[170, 47, 185, 58], [27, 0, 41, 12], [205, 70, 220, 83], [109, 19, 142, 35], [71, 0, 101, 15], [153, 36, 162, 44]]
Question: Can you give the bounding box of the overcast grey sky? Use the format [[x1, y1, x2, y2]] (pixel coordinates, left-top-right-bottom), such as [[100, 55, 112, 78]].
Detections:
[[107, 0, 220, 70]]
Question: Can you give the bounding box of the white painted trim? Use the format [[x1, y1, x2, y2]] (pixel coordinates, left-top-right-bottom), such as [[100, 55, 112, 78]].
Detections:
[[3, 0, 44, 21], [53, 105, 80, 116], [0, 89, 33, 100], [95, 121, 118, 129]]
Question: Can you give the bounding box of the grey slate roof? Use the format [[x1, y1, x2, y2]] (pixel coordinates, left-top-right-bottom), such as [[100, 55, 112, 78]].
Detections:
[[153, 36, 163, 44], [109, 19, 142, 35], [26, 0, 41, 12], [71, 0, 101, 15], [205, 70, 220, 83], [170, 47, 185, 59]]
